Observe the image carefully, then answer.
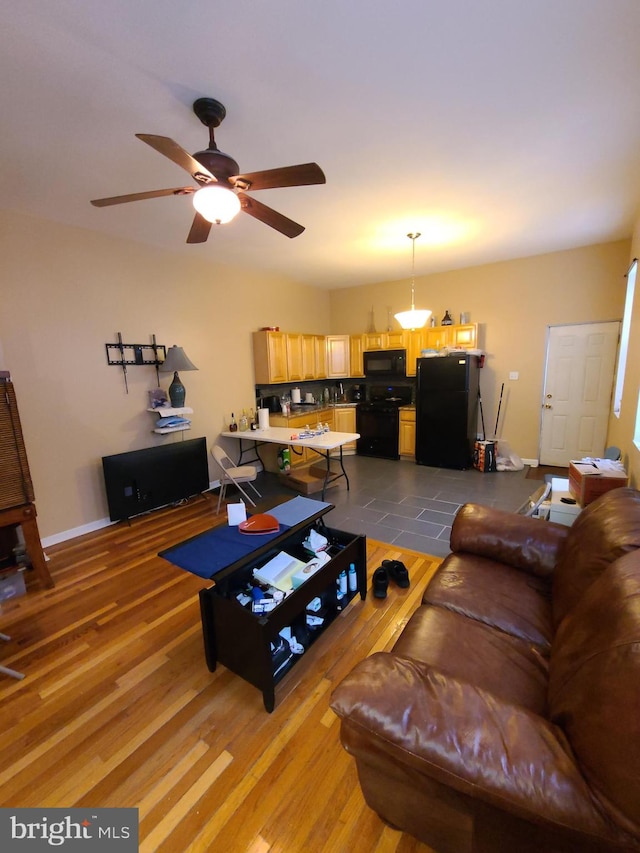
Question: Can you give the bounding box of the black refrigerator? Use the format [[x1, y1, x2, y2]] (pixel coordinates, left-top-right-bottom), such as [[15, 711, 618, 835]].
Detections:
[[415, 354, 480, 469]]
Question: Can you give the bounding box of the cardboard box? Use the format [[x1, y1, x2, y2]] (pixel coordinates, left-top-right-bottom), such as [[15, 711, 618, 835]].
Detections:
[[568, 460, 628, 507], [279, 467, 326, 495]]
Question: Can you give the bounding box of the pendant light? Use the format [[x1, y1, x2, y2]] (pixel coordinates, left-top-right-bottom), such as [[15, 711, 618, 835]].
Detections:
[[394, 232, 432, 330]]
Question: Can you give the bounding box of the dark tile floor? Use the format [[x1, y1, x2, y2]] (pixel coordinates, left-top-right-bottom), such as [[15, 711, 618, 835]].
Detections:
[[251, 455, 540, 558]]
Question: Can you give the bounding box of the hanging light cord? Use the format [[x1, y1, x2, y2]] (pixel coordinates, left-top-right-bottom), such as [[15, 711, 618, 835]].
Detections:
[[408, 231, 421, 309]]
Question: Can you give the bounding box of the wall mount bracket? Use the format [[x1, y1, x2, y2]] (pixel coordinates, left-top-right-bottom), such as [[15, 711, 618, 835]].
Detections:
[[105, 333, 167, 392]]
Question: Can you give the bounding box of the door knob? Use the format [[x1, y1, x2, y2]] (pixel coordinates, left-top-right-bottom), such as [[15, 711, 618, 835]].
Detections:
[[544, 404, 553, 409], [546, 394, 552, 399]]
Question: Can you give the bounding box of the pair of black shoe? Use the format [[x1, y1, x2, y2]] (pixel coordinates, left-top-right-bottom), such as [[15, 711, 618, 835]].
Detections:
[[372, 560, 410, 599]]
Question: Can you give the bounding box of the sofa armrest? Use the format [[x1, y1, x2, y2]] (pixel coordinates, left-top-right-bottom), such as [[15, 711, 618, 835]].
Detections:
[[450, 503, 569, 577], [331, 653, 610, 836]]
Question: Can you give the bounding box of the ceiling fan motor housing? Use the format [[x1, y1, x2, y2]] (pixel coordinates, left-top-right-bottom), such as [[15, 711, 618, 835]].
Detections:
[[192, 148, 240, 183]]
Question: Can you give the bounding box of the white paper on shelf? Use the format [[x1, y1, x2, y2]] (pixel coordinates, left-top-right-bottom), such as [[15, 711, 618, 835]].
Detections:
[[253, 551, 306, 591]]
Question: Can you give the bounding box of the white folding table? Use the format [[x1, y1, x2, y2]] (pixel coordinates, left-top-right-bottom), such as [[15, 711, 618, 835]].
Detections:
[[220, 427, 360, 499]]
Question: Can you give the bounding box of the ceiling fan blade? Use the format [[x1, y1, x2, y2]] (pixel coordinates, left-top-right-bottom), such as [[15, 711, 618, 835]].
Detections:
[[186, 212, 213, 244], [135, 134, 217, 184], [237, 192, 305, 238], [230, 163, 325, 192], [91, 187, 195, 207]]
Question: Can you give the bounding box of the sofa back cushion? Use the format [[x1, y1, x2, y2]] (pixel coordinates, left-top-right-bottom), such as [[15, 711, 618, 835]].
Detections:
[[552, 487, 640, 626], [548, 550, 640, 839]]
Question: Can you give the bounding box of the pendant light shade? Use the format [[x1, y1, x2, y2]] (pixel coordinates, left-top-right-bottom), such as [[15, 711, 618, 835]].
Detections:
[[394, 232, 431, 330]]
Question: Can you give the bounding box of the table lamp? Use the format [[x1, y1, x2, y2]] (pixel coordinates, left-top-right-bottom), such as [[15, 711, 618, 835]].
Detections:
[[159, 345, 198, 408]]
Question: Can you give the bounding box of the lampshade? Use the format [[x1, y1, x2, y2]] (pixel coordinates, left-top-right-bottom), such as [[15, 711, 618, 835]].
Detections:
[[159, 346, 198, 408], [159, 346, 198, 373], [394, 232, 431, 331], [192, 186, 241, 224], [395, 308, 432, 330]]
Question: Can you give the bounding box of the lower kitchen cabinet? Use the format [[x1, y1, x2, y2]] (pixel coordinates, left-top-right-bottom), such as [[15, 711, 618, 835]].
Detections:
[[399, 407, 416, 458], [333, 406, 357, 453]]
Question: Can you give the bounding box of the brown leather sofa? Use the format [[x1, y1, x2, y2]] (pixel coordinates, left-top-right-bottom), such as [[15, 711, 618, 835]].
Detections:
[[331, 487, 640, 852]]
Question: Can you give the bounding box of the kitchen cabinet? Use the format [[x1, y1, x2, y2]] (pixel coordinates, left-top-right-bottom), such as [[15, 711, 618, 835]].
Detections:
[[385, 330, 407, 349], [449, 323, 477, 348], [362, 332, 385, 350], [406, 330, 423, 377], [333, 406, 357, 453], [422, 326, 451, 351], [252, 331, 289, 384], [314, 335, 327, 379], [286, 333, 304, 381], [326, 335, 350, 378], [399, 408, 416, 458], [301, 334, 317, 380], [362, 331, 407, 351], [349, 336, 364, 377]]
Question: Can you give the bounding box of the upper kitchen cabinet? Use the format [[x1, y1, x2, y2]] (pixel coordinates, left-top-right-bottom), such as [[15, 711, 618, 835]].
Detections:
[[313, 335, 327, 379], [253, 331, 328, 384], [326, 335, 350, 378], [362, 331, 407, 351], [253, 331, 288, 384], [385, 330, 407, 349], [286, 333, 304, 381], [362, 332, 385, 350], [449, 323, 477, 348], [349, 335, 364, 377]]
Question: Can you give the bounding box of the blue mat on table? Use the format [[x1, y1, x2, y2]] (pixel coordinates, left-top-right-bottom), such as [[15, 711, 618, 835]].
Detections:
[[159, 523, 290, 579], [158, 496, 332, 580]]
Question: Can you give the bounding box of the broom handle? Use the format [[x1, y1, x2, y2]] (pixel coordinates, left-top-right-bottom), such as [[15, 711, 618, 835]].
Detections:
[[478, 388, 486, 441], [494, 383, 504, 438]]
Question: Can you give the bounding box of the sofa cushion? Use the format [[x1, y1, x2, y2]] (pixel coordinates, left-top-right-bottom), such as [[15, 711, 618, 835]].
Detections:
[[553, 487, 640, 627], [422, 553, 553, 652], [392, 604, 549, 715], [549, 550, 640, 841], [450, 503, 569, 578]]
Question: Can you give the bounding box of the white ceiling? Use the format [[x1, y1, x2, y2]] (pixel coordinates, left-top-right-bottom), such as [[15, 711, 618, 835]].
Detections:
[[3, 0, 640, 289]]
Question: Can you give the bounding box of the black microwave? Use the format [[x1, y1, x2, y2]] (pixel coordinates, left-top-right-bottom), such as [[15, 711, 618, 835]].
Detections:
[[363, 349, 407, 379]]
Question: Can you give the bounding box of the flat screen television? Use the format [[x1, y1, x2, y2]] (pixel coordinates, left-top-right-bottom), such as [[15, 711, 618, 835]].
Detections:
[[102, 437, 209, 522]]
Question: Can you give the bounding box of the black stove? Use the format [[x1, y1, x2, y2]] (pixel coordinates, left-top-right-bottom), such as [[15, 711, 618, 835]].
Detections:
[[356, 385, 413, 460]]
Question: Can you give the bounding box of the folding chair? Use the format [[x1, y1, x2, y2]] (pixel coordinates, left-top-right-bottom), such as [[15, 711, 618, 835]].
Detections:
[[211, 444, 261, 513]]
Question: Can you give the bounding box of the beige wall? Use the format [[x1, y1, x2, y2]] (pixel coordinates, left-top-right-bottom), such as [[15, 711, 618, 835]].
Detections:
[[0, 210, 330, 540], [607, 221, 640, 487], [329, 241, 630, 462], [1, 205, 636, 544]]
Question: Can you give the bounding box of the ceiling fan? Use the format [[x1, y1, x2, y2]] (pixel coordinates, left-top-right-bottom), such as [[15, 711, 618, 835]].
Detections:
[[91, 97, 326, 243]]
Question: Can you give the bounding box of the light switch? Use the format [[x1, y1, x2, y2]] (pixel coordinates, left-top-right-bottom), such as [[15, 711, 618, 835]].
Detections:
[[509, 371, 519, 380]]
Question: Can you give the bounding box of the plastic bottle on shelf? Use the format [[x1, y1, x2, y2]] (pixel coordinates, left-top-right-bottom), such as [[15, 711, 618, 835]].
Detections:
[[338, 569, 347, 595], [229, 413, 238, 432], [239, 409, 248, 431], [348, 563, 357, 592], [249, 407, 257, 430]]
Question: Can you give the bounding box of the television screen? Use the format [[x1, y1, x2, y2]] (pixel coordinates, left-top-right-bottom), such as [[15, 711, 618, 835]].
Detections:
[[102, 437, 209, 522]]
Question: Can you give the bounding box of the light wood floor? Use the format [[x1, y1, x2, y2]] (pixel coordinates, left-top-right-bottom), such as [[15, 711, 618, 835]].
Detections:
[[0, 495, 441, 852]]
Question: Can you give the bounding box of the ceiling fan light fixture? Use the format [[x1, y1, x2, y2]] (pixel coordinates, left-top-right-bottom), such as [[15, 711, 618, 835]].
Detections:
[[192, 185, 241, 224], [394, 231, 431, 330]]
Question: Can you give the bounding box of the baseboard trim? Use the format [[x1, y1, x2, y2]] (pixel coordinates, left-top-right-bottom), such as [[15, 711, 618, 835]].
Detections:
[[41, 478, 222, 548], [522, 458, 539, 467]]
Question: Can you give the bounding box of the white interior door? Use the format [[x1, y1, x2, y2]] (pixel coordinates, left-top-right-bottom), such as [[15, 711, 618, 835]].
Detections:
[[539, 322, 620, 466]]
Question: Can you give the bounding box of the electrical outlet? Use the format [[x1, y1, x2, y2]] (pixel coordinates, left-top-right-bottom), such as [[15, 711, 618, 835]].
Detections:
[[509, 371, 519, 380]]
